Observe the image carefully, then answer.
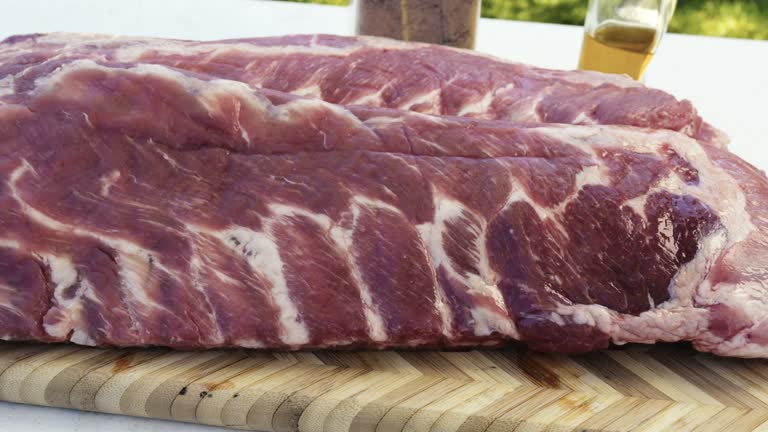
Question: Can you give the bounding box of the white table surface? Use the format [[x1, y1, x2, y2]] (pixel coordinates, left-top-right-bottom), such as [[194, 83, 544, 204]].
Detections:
[[1, 0, 767, 430]]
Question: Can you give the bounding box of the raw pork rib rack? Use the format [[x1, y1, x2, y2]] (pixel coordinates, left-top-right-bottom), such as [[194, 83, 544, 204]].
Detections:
[[0, 33, 725, 145], [1, 33, 767, 358]]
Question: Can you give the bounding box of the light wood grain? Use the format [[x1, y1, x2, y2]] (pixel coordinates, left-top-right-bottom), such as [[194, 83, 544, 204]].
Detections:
[[2, 342, 768, 431]]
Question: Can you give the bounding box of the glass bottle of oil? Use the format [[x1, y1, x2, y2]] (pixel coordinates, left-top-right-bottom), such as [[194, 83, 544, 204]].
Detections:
[[578, 0, 677, 80]]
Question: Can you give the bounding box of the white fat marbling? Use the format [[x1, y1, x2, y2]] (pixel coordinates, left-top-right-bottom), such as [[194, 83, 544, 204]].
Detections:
[[99, 170, 120, 196], [456, 91, 495, 117], [416, 193, 516, 338], [219, 226, 309, 346], [398, 88, 442, 112], [328, 201, 388, 342]]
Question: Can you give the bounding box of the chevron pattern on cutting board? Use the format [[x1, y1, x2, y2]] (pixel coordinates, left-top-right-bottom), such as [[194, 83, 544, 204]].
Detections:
[[2, 343, 768, 431]]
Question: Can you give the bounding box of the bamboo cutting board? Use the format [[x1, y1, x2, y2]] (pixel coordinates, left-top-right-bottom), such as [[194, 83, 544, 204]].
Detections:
[[3, 343, 768, 431]]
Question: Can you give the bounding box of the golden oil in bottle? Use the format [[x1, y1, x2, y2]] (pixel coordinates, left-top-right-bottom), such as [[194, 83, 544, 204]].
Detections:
[[578, 21, 657, 80]]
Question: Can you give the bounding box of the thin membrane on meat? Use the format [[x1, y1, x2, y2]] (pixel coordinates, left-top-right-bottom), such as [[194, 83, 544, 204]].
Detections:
[[0, 39, 766, 358]]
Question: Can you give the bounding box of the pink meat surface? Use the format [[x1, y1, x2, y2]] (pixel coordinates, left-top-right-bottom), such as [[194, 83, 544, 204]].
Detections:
[[1, 35, 766, 358], [0, 33, 725, 146]]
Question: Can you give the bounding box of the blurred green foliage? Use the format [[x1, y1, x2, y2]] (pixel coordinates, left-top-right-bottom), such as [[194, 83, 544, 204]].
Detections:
[[281, 0, 768, 40], [668, 1, 767, 39]]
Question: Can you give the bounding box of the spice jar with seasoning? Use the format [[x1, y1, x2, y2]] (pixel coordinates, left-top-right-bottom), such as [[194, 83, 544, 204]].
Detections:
[[355, 0, 481, 49]]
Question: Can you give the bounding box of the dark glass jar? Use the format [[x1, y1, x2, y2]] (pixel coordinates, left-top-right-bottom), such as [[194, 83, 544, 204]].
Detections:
[[355, 0, 481, 49]]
